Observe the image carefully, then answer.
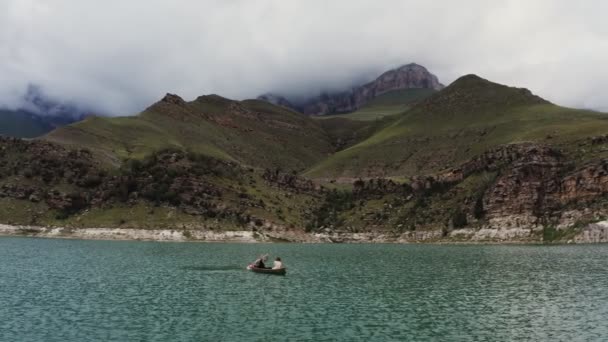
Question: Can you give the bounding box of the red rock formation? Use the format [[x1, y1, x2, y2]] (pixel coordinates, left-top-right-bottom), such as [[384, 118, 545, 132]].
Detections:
[[441, 143, 608, 223], [560, 161, 608, 203]]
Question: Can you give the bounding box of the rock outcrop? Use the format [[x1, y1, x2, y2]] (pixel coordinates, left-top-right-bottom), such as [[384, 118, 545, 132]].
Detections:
[[430, 142, 608, 239], [336, 143, 608, 240], [161, 93, 186, 106]]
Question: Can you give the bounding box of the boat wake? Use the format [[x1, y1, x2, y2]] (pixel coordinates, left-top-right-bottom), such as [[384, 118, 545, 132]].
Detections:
[[180, 265, 243, 272]]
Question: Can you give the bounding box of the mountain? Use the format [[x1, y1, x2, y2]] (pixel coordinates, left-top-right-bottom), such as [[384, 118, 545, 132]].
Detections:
[[305, 74, 608, 178], [258, 63, 443, 115], [0, 86, 87, 138], [256, 93, 295, 109], [313, 88, 437, 151], [45, 93, 334, 169], [0, 110, 58, 138], [2, 74, 608, 243]]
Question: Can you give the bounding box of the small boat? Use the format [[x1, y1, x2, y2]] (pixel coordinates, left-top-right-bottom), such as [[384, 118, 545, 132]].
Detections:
[[247, 264, 286, 275]]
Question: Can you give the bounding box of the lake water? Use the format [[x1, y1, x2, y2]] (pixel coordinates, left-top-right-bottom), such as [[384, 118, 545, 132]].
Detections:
[[0, 238, 607, 341]]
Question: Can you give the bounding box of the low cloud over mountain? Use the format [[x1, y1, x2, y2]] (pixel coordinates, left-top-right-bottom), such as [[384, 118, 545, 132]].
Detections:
[[1, 0, 607, 115]]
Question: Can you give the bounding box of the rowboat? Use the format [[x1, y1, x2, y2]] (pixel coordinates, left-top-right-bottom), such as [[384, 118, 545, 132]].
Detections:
[[247, 264, 287, 275]]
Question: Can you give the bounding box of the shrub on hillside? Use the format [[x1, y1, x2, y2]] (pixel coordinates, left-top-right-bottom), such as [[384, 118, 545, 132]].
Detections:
[[452, 208, 468, 228]]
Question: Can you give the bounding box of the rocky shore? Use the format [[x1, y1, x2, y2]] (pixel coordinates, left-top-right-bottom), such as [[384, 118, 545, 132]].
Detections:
[[2, 222, 607, 244]]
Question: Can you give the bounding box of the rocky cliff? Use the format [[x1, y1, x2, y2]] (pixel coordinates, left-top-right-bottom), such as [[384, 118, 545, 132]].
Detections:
[[300, 141, 608, 243], [2, 135, 608, 243], [258, 63, 443, 115]]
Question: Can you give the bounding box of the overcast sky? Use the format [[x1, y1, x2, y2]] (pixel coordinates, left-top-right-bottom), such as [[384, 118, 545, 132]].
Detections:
[[1, 0, 607, 115]]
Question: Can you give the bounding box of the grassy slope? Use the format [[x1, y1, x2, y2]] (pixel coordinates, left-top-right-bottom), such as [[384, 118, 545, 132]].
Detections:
[[314, 88, 436, 121], [314, 88, 437, 152], [306, 75, 608, 178], [0, 142, 320, 229], [6, 76, 608, 235], [0, 175, 318, 230], [45, 95, 334, 170]]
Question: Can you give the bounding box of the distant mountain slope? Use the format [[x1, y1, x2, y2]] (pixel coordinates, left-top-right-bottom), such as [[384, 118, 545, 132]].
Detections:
[[0, 85, 86, 138], [0, 109, 84, 138], [314, 88, 437, 151], [0, 110, 55, 138], [44, 93, 334, 170], [256, 93, 295, 109], [314, 88, 436, 121], [305, 74, 608, 178], [258, 63, 443, 115], [4, 74, 608, 241]]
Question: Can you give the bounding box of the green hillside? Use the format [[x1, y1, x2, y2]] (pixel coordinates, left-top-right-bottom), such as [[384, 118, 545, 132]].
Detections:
[[314, 88, 435, 121], [3, 75, 608, 241], [43, 88, 437, 169], [45, 94, 334, 170], [0, 139, 319, 230], [313, 88, 438, 152], [306, 75, 608, 178]]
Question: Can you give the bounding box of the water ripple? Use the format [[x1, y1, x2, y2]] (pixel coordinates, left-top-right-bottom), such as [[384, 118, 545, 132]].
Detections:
[[0, 238, 607, 341]]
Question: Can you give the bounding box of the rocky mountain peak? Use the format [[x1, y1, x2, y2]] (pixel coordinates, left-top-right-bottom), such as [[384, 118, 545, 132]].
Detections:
[[257, 63, 443, 115], [375, 63, 444, 91], [161, 93, 186, 106]]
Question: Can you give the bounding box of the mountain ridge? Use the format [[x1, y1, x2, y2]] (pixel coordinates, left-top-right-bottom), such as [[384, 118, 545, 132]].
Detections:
[[2, 72, 608, 243], [305, 73, 608, 178], [258, 63, 443, 115], [44, 92, 335, 170]]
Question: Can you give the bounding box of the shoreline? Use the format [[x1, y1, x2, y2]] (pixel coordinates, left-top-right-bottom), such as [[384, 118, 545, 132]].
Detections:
[[2, 223, 607, 244]]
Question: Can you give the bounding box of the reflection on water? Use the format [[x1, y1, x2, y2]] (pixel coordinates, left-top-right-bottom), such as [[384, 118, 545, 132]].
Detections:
[[0, 238, 607, 341]]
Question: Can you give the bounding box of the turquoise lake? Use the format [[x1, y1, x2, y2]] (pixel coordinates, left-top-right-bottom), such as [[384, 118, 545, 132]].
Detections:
[[0, 237, 607, 341]]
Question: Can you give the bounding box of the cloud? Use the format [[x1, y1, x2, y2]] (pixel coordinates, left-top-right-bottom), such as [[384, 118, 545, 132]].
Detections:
[[1, 0, 607, 115]]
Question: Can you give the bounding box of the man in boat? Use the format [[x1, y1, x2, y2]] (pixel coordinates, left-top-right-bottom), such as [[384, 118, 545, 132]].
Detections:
[[253, 254, 269, 269], [272, 257, 284, 270]]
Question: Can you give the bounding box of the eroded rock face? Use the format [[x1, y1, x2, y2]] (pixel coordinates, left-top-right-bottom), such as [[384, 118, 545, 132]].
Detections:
[[419, 143, 608, 231], [560, 161, 608, 203], [438, 144, 561, 184], [258, 63, 443, 115], [441, 144, 608, 229], [480, 146, 563, 220]]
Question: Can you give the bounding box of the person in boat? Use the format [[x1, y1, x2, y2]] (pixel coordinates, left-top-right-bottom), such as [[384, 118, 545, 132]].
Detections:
[[272, 257, 284, 270], [253, 254, 268, 269]]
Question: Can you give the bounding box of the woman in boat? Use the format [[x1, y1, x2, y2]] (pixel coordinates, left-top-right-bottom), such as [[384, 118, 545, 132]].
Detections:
[[272, 257, 283, 270]]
